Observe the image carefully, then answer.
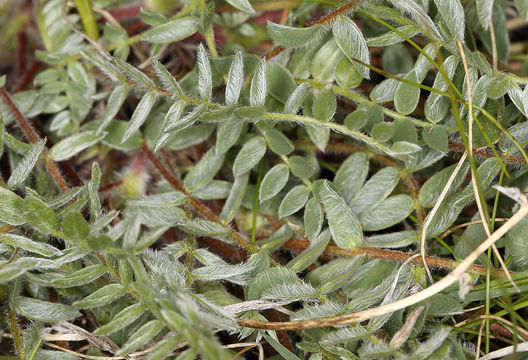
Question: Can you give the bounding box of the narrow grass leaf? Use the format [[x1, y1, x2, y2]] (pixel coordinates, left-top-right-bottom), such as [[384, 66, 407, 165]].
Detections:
[[263, 334, 302, 360]]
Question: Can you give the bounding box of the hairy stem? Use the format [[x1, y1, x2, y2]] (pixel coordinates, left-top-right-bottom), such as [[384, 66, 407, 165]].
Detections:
[[7, 284, 25, 360], [0, 88, 70, 193], [73, 0, 99, 40], [141, 143, 264, 257], [282, 238, 509, 276]]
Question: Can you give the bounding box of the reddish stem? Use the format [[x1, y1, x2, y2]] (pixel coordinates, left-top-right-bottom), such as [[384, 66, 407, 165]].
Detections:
[[0, 88, 69, 193], [141, 143, 261, 255], [14, 61, 42, 92], [283, 238, 509, 276], [449, 140, 526, 165]]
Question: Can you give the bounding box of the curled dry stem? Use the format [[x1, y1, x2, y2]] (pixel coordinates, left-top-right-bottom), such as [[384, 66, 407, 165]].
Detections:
[[237, 199, 528, 330], [457, 40, 518, 292]]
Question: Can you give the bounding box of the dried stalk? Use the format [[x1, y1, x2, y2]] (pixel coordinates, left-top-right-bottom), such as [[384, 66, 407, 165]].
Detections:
[[237, 199, 528, 330]]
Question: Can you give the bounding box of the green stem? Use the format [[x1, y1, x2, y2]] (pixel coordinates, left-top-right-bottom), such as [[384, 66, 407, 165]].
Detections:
[[186, 234, 196, 287], [448, 85, 492, 228], [73, 0, 99, 40], [7, 284, 25, 360], [252, 161, 264, 244], [327, 82, 456, 130], [486, 170, 504, 352], [205, 29, 219, 58], [339, 57, 528, 165], [358, 11, 463, 99]]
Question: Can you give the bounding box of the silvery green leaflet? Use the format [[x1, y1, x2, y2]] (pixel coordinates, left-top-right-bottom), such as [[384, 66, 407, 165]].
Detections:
[[0, 0, 527, 358]]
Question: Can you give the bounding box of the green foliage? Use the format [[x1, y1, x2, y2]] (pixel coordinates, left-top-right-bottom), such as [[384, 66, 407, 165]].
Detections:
[[1, 0, 528, 358]]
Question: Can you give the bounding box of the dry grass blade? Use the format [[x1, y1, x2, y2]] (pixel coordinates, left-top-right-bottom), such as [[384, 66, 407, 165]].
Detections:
[[236, 200, 528, 330], [390, 306, 425, 348], [440, 218, 508, 239], [224, 342, 264, 360], [478, 315, 528, 340], [457, 40, 519, 293], [420, 152, 467, 283], [479, 341, 528, 360]]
